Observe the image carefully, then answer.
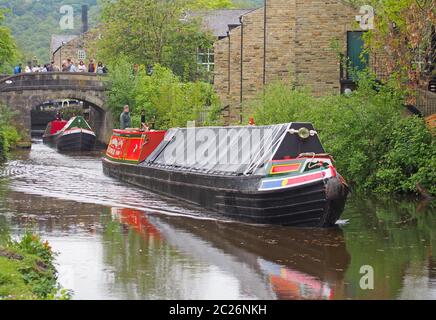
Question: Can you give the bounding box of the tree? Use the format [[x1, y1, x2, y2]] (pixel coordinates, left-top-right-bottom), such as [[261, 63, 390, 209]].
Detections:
[[98, 0, 214, 81], [0, 9, 18, 72], [189, 0, 234, 9], [346, 0, 436, 92]]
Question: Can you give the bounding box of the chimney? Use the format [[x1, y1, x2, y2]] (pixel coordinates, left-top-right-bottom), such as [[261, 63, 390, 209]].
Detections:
[[81, 5, 88, 34]]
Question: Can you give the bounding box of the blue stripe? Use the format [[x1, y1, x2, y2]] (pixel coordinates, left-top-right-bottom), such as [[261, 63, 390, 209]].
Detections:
[[260, 179, 285, 190]]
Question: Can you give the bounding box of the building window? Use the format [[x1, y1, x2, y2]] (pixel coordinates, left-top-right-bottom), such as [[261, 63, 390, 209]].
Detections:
[[78, 49, 86, 61], [197, 48, 214, 82]]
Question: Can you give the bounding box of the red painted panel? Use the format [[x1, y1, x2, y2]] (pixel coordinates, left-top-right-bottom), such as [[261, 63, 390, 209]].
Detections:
[[106, 130, 166, 163], [50, 120, 68, 134]]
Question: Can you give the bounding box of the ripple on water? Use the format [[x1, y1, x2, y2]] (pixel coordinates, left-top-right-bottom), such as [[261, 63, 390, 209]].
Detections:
[[1, 141, 207, 219]]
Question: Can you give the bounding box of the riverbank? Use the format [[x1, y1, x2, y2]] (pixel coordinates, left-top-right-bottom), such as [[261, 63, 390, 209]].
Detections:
[[0, 104, 31, 161], [0, 231, 70, 300]]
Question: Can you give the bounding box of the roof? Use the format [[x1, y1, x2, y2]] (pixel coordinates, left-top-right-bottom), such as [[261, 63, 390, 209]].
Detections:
[[189, 9, 255, 38], [50, 35, 78, 54], [143, 123, 325, 176]]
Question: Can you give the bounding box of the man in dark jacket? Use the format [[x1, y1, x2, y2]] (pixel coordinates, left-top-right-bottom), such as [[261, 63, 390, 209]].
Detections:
[[120, 105, 131, 129]]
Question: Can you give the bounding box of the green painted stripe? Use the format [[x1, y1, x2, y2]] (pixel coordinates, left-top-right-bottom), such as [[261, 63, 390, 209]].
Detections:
[[104, 155, 139, 165]]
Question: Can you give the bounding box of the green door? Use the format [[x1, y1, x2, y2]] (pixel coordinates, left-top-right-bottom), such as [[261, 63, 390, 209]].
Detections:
[[347, 31, 368, 79]]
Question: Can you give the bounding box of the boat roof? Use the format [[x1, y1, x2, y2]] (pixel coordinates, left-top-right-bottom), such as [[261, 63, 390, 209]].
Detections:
[[143, 123, 325, 176], [63, 116, 93, 131]]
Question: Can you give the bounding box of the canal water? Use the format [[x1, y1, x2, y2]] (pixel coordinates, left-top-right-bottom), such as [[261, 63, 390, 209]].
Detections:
[[0, 140, 435, 300]]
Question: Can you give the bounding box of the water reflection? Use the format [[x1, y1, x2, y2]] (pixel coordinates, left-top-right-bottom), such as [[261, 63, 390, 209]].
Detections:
[[342, 196, 436, 299], [0, 141, 435, 299]]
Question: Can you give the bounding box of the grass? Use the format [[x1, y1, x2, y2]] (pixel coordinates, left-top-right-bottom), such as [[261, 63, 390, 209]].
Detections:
[[0, 255, 35, 299], [0, 232, 72, 300]]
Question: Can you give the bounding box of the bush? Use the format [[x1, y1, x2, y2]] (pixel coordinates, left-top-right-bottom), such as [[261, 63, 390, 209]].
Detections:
[[107, 59, 221, 129], [249, 72, 436, 196], [0, 104, 22, 159]]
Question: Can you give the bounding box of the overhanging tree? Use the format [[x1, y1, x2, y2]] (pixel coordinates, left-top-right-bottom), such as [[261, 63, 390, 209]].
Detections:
[[347, 0, 436, 92], [98, 0, 215, 81]]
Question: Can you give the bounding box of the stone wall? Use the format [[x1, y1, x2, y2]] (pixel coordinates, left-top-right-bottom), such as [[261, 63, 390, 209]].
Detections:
[[294, 0, 357, 95], [213, 0, 361, 123]]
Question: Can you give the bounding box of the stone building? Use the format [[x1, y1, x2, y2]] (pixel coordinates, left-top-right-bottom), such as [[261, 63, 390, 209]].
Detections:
[[213, 0, 373, 123], [51, 29, 101, 70]]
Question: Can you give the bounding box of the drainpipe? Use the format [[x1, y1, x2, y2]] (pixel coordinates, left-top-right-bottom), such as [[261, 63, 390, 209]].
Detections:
[[239, 15, 244, 123], [263, 0, 267, 86], [227, 31, 231, 95]]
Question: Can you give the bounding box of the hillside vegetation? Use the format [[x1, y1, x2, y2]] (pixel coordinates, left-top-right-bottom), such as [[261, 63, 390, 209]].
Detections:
[[0, 0, 262, 65], [0, 0, 100, 63]]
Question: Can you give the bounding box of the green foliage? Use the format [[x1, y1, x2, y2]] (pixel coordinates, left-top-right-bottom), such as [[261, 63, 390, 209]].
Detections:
[[0, 231, 71, 300], [249, 82, 314, 125], [134, 64, 220, 128], [0, 104, 22, 159], [0, 0, 100, 64], [232, 0, 263, 8], [105, 56, 139, 125], [15, 232, 55, 266], [250, 72, 436, 196], [107, 58, 221, 129], [0, 8, 18, 72], [189, 0, 234, 9], [0, 0, 262, 66], [98, 0, 214, 81], [344, 0, 436, 89]]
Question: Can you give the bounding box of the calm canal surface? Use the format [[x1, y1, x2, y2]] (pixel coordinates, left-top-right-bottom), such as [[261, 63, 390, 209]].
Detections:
[[0, 140, 435, 300]]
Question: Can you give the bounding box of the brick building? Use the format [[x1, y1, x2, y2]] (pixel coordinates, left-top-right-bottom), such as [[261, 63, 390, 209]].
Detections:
[[213, 0, 370, 123]]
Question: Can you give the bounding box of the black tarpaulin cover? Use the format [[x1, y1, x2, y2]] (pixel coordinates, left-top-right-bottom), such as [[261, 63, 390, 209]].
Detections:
[[143, 123, 325, 176]]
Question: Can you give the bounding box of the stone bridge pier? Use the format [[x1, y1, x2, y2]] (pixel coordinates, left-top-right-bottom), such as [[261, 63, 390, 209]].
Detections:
[[0, 72, 113, 144]]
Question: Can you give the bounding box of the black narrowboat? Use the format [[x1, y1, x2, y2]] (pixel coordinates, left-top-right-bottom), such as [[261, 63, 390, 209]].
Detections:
[[102, 123, 349, 227], [43, 116, 96, 152]]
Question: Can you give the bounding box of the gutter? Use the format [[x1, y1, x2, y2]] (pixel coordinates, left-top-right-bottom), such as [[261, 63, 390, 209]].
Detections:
[[239, 15, 244, 123]]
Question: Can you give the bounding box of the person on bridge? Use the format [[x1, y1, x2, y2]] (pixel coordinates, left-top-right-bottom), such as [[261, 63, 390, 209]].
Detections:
[[24, 61, 32, 73], [120, 105, 131, 130], [14, 64, 22, 74], [61, 60, 69, 72], [88, 59, 96, 73], [50, 61, 59, 72], [78, 60, 87, 72], [68, 59, 78, 72]]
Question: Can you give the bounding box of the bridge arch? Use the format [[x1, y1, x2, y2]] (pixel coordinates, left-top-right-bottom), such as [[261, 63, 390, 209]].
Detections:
[[0, 72, 113, 144]]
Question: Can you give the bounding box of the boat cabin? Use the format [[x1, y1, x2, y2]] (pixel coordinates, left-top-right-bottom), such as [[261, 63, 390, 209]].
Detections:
[[44, 119, 68, 136], [105, 129, 167, 164]]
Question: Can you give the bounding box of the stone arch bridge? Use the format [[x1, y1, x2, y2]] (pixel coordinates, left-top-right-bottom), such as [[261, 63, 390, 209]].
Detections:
[[0, 72, 113, 144]]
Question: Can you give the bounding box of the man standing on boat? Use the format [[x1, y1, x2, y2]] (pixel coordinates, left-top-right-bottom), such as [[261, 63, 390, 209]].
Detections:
[[120, 105, 131, 130]]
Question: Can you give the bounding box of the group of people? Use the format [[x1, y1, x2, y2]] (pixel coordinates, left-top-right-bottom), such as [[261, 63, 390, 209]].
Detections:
[[61, 59, 107, 74], [13, 59, 108, 74], [14, 62, 58, 74]]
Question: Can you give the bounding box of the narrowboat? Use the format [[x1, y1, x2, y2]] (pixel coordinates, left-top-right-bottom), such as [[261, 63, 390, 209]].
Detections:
[[43, 116, 96, 151], [102, 123, 349, 227]]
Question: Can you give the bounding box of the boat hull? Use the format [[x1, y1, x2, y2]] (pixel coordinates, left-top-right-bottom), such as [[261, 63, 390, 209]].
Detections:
[[42, 134, 58, 147], [57, 130, 96, 152], [102, 158, 348, 227], [43, 130, 96, 152]]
